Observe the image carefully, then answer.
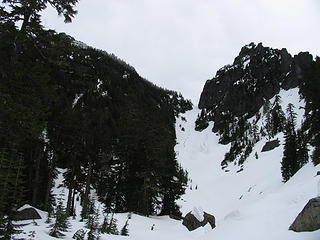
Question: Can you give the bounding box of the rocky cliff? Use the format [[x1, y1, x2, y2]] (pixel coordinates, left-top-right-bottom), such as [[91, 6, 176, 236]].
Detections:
[[197, 42, 313, 133], [196, 42, 314, 166]]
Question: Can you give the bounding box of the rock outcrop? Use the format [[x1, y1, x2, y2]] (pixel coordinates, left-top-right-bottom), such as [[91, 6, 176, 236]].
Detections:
[[182, 211, 215, 231], [15, 207, 42, 221], [197, 42, 313, 131], [261, 139, 280, 152], [195, 42, 313, 166], [289, 197, 320, 232], [199, 42, 312, 113]]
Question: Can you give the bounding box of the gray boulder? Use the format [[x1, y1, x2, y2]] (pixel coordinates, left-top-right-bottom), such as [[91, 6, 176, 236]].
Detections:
[[182, 211, 215, 231], [261, 139, 280, 152], [15, 207, 42, 221], [289, 197, 320, 232]]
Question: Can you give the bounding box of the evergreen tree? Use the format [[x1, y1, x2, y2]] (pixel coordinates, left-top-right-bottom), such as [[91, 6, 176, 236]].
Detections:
[[0, 148, 25, 240], [299, 57, 320, 165], [263, 99, 271, 115], [264, 95, 285, 138], [49, 201, 70, 238], [2, 0, 79, 32], [312, 147, 320, 166], [0, 148, 25, 214], [281, 128, 298, 182], [281, 104, 299, 182], [45, 211, 53, 224], [270, 95, 286, 136], [0, 215, 23, 240], [85, 205, 100, 240], [296, 129, 309, 168]]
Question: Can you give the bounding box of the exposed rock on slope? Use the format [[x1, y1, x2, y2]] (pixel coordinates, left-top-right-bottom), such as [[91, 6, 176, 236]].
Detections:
[[182, 210, 215, 231], [261, 139, 280, 152], [15, 207, 42, 221], [289, 197, 320, 232], [198, 42, 312, 118]]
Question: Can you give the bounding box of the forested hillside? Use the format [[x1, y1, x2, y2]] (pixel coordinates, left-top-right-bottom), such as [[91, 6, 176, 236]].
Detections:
[[0, 19, 192, 236]]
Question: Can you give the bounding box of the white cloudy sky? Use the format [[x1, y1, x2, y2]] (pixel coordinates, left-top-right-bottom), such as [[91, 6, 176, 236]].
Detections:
[[42, 0, 320, 104]]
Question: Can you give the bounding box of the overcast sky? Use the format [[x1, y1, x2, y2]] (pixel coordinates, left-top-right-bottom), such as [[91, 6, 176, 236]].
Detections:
[[42, 0, 320, 104]]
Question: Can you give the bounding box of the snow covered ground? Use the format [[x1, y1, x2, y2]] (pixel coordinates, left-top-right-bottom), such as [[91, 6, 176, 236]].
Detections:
[[18, 88, 320, 239]]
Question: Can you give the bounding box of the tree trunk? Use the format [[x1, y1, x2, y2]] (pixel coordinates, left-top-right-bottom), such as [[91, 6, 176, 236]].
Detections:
[[71, 188, 76, 216], [44, 167, 52, 212], [32, 149, 41, 207], [81, 155, 92, 219], [66, 168, 74, 215], [20, 9, 31, 33]]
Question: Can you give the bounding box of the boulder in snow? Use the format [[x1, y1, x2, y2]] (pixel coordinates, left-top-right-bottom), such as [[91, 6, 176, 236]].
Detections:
[[182, 209, 215, 231], [15, 207, 42, 221], [261, 139, 280, 152], [289, 197, 320, 232]]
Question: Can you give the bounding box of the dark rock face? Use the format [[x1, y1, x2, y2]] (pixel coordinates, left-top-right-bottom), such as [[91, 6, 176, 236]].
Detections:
[[198, 42, 313, 131], [282, 52, 313, 90], [289, 197, 320, 232], [261, 139, 280, 152], [15, 207, 42, 221], [182, 211, 215, 231], [169, 214, 183, 220], [203, 212, 215, 229]]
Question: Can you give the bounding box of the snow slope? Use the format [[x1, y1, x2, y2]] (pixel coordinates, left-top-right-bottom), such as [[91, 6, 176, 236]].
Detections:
[[175, 88, 320, 240], [18, 88, 320, 239]]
